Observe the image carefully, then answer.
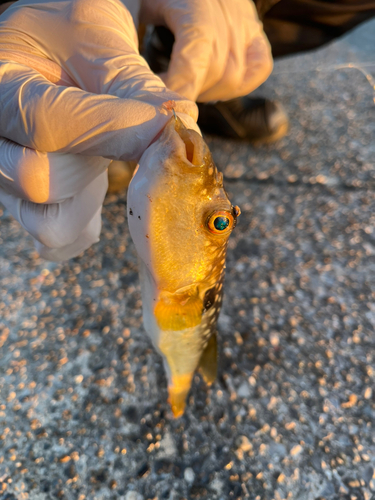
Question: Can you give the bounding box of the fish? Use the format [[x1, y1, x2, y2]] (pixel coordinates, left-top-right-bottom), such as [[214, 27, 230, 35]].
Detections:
[[127, 114, 240, 417]]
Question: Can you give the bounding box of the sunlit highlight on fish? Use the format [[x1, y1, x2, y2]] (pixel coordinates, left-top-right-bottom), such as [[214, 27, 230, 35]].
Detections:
[[127, 115, 240, 417]]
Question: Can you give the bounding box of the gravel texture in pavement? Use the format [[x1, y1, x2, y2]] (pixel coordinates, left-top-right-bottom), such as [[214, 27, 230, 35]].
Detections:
[[0, 19, 374, 500]]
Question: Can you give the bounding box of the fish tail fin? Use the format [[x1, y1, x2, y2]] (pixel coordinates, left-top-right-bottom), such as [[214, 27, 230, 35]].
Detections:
[[168, 373, 194, 418], [198, 333, 218, 386]]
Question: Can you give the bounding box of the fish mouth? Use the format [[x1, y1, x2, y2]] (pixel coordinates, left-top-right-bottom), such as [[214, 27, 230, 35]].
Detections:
[[160, 115, 209, 169], [174, 118, 207, 167]]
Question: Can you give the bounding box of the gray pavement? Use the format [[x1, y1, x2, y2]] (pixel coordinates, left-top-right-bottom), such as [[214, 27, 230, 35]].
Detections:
[[1, 19, 375, 500]]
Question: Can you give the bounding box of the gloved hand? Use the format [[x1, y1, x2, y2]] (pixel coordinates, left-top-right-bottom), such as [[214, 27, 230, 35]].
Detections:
[[139, 0, 273, 102], [0, 0, 198, 261]]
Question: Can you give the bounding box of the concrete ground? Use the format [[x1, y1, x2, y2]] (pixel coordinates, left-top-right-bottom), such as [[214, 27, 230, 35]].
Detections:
[[0, 19, 374, 500]]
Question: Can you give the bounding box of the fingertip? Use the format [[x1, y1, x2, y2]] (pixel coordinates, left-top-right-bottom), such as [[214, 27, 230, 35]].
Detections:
[[240, 35, 274, 95], [162, 25, 213, 102], [173, 99, 199, 122], [164, 65, 205, 103]]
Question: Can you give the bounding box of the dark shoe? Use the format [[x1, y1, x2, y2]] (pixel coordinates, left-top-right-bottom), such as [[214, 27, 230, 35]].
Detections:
[[197, 98, 289, 143], [143, 27, 289, 143]]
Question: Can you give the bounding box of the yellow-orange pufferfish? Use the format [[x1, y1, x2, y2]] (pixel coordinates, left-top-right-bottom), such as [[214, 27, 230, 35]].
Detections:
[[127, 113, 240, 417]]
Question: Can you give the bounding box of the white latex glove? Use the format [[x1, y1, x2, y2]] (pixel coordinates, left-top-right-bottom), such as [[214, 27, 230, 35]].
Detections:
[[140, 0, 273, 102], [0, 0, 198, 261]]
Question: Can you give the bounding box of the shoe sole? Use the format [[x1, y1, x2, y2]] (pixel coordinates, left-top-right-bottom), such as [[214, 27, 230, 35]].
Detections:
[[210, 101, 289, 145]]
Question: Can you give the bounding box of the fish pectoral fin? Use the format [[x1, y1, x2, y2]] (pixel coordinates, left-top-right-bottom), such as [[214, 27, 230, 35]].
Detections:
[[168, 373, 194, 418], [198, 333, 218, 386], [154, 294, 203, 331]]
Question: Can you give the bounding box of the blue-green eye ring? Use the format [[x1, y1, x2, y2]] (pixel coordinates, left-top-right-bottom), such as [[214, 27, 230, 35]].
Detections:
[[207, 211, 234, 234], [214, 216, 229, 231]]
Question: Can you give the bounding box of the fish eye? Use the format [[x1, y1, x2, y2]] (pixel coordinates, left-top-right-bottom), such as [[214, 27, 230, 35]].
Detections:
[[207, 211, 234, 235]]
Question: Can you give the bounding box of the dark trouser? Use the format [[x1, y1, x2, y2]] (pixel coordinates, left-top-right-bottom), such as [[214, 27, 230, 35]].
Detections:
[[256, 0, 375, 57]]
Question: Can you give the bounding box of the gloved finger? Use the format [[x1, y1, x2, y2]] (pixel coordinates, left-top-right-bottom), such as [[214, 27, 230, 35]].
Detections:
[[158, 0, 222, 102], [0, 62, 192, 162], [34, 206, 103, 262], [0, 0, 198, 117], [235, 35, 273, 99], [150, 0, 272, 103], [196, 34, 273, 102], [0, 137, 110, 204], [0, 170, 107, 250], [195, 0, 273, 102]]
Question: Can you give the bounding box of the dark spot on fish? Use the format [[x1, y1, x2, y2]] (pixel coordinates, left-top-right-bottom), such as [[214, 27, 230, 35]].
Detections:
[[147, 194, 152, 202], [138, 216, 141, 220], [204, 287, 217, 311], [129, 208, 133, 216], [146, 234, 149, 239]]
